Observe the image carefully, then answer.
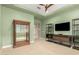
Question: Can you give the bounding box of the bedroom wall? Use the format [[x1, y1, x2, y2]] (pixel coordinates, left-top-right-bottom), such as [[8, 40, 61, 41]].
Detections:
[[41, 5, 79, 38], [1, 4, 79, 47], [0, 5, 2, 48], [1, 5, 35, 47]]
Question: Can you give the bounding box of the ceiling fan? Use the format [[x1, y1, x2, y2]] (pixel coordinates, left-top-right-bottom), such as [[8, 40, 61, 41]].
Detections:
[[37, 4, 54, 12]]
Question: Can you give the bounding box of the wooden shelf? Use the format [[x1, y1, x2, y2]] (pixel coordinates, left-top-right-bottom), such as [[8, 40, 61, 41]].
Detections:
[[46, 24, 54, 35], [14, 40, 30, 48], [13, 20, 30, 48], [73, 30, 79, 31], [73, 24, 79, 26], [72, 19, 79, 49]]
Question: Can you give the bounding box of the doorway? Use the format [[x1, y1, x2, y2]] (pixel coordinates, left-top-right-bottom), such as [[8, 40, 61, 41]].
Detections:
[[13, 20, 30, 48], [34, 19, 41, 40]]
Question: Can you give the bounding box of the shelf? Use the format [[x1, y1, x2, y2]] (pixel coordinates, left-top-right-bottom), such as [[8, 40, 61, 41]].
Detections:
[[16, 37, 26, 41], [73, 24, 79, 26], [13, 20, 30, 48], [74, 39, 79, 41], [72, 19, 79, 48], [73, 30, 79, 31], [46, 24, 54, 35]]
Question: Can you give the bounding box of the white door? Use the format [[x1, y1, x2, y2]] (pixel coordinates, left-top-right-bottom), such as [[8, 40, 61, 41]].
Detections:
[[35, 20, 41, 40]]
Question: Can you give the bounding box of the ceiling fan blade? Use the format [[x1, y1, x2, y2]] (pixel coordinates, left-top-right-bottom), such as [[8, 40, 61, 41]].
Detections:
[[39, 4, 45, 6], [39, 4, 54, 12], [47, 4, 54, 8]]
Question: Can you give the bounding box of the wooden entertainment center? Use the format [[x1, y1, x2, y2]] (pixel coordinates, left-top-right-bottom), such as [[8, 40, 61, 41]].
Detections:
[[46, 20, 79, 49], [46, 34, 73, 47], [46, 23, 73, 47]]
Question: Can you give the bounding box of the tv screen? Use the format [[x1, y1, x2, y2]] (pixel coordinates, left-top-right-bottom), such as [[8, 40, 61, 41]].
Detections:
[[55, 22, 70, 31]]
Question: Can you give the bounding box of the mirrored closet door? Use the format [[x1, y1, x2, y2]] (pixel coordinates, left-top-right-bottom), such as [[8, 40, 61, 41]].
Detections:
[[13, 20, 30, 48]]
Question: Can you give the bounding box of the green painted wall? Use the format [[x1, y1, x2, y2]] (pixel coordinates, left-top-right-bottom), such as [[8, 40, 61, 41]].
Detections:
[[0, 5, 2, 47], [1, 4, 79, 47], [42, 5, 79, 38], [1, 6, 35, 46]]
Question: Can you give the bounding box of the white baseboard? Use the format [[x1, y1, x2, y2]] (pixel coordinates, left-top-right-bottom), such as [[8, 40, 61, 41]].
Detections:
[[2, 45, 13, 48]]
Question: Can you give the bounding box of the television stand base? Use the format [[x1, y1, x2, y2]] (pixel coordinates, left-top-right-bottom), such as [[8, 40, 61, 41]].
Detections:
[[46, 40, 71, 47]]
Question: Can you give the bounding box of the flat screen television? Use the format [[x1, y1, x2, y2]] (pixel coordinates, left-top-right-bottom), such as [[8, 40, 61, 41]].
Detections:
[[55, 22, 70, 31]]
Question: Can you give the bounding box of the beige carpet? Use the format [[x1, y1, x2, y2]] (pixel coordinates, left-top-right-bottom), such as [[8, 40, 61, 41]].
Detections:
[[0, 39, 79, 55]]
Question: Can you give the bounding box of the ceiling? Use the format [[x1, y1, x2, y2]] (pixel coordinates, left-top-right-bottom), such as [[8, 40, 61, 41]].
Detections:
[[3, 4, 75, 19], [13, 4, 69, 16]]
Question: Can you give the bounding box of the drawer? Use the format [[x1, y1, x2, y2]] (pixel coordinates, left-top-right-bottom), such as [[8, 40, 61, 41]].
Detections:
[[53, 36, 70, 42]]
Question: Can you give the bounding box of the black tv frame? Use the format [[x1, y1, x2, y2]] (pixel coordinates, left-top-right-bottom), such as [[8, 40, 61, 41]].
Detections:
[[55, 22, 70, 31]]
